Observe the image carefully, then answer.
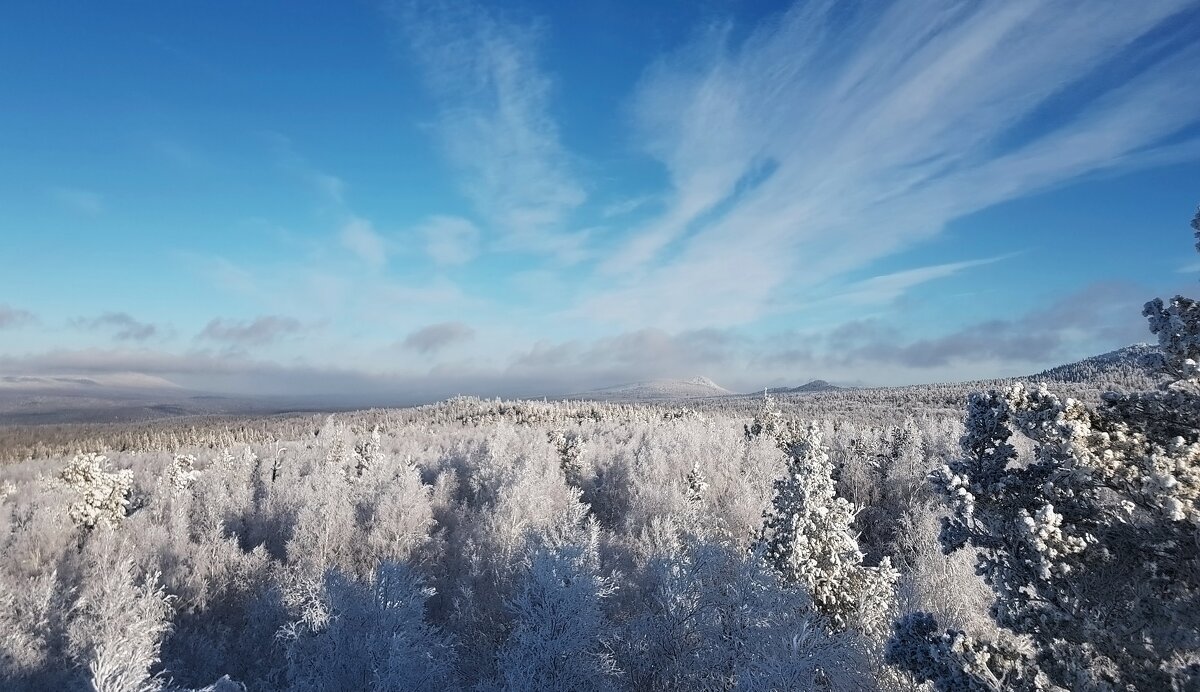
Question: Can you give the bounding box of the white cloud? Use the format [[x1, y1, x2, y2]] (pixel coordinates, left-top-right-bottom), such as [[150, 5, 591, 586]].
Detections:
[[18, 1, 1195, 398], [601, 195, 657, 219], [833, 255, 1011, 307], [420, 215, 480, 265], [395, 0, 587, 259], [339, 216, 388, 269], [0, 278, 1161, 400], [584, 0, 1200, 329]]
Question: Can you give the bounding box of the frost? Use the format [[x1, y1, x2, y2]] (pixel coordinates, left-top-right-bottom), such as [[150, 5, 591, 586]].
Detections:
[[889, 206, 1200, 690], [57, 453, 134, 529], [754, 410, 898, 638]]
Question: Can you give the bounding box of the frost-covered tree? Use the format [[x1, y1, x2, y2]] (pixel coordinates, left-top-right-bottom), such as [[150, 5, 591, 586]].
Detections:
[[684, 461, 708, 505], [888, 207, 1200, 691], [548, 429, 587, 488], [0, 568, 65, 685], [165, 454, 199, 494], [281, 562, 455, 691], [744, 393, 787, 443], [620, 539, 869, 691], [57, 453, 134, 529], [495, 535, 620, 691], [757, 419, 897, 638], [67, 556, 174, 692], [11, 338, 1181, 689], [284, 462, 359, 576], [354, 426, 383, 477], [321, 422, 358, 472]]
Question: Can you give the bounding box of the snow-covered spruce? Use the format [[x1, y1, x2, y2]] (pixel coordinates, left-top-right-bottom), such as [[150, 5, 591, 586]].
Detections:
[[165, 454, 200, 494], [887, 207, 1200, 691], [57, 453, 134, 530], [752, 405, 898, 638]]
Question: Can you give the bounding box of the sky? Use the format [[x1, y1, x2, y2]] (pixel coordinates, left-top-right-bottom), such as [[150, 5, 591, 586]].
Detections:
[[1, 0, 1200, 401]]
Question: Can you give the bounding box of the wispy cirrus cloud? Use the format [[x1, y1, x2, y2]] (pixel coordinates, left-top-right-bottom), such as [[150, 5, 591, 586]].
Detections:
[[268, 135, 399, 273], [583, 0, 1200, 329], [831, 255, 1013, 307], [394, 0, 587, 260], [8, 1, 1196, 401], [420, 215, 481, 266]]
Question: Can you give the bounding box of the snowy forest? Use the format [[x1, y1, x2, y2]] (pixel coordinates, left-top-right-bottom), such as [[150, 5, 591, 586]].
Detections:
[[0, 212, 1198, 691]]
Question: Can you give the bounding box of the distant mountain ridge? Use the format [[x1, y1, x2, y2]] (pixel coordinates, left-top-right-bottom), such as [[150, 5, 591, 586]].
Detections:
[[0, 373, 181, 390], [572, 376, 732, 400], [0, 345, 1165, 423], [765, 379, 845, 394]]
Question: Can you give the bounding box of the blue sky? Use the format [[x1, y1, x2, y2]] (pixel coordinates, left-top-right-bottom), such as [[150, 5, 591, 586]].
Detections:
[[1, 0, 1199, 399]]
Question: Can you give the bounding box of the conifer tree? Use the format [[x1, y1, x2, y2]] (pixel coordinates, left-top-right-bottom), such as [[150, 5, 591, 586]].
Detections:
[[57, 453, 134, 529], [888, 206, 1200, 691], [755, 409, 897, 637]]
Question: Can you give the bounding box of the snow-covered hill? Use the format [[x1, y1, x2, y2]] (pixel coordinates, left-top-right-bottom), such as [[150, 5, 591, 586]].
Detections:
[[1032, 344, 1161, 388], [572, 376, 732, 401], [0, 373, 182, 390], [766, 379, 844, 394]]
